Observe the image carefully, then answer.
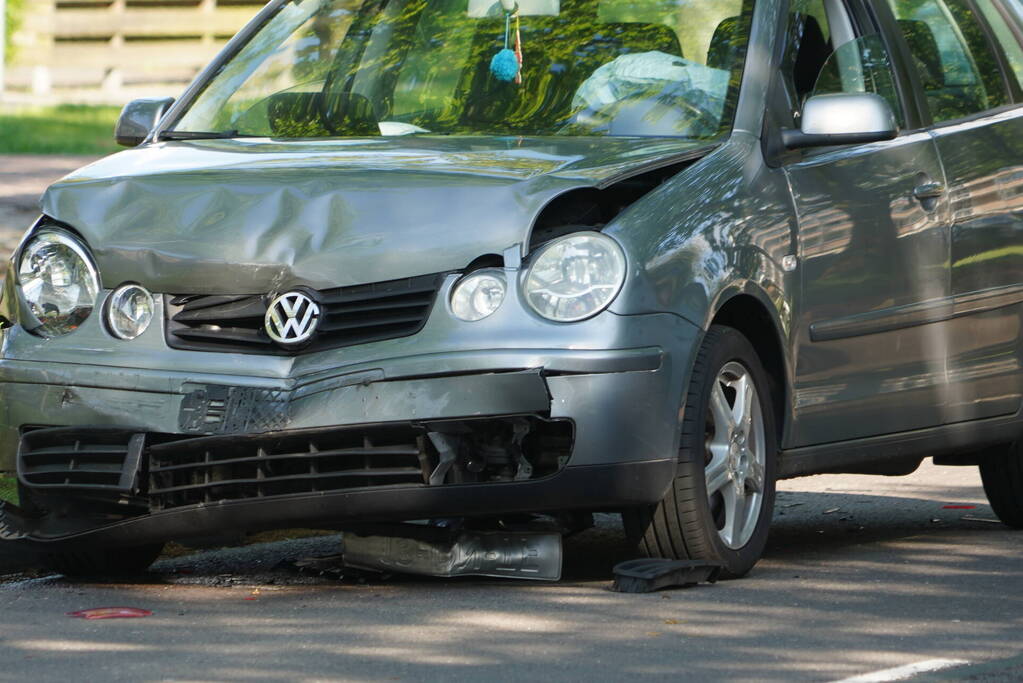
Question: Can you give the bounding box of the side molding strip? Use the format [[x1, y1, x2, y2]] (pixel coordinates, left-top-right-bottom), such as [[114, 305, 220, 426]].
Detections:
[[809, 283, 1023, 342]]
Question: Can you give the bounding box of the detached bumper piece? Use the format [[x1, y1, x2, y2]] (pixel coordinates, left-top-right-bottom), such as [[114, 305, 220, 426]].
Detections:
[[611, 559, 723, 593], [342, 525, 563, 581]]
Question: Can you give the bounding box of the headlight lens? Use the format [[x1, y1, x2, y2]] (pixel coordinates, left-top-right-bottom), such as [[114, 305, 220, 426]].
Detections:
[[451, 269, 506, 321], [523, 232, 626, 322], [17, 229, 100, 336], [106, 284, 155, 340]]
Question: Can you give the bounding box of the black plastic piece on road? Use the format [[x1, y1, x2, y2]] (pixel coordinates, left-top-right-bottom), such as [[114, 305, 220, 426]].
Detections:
[[611, 559, 723, 593]]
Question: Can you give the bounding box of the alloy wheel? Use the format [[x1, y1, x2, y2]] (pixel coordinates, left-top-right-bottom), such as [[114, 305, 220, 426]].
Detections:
[[704, 361, 767, 549]]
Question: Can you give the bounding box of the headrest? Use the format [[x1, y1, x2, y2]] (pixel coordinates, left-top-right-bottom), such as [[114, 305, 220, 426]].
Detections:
[[897, 19, 943, 88], [707, 16, 749, 71]]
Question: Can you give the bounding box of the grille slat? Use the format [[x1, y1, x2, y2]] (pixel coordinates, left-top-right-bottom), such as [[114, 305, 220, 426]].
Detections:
[[165, 273, 445, 355], [172, 297, 267, 323], [171, 326, 268, 345], [150, 445, 422, 474], [319, 313, 427, 333], [150, 467, 424, 496]]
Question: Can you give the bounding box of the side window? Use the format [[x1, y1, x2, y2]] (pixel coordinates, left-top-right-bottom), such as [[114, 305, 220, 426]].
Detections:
[[782, 0, 836, 107], [812, 34, 906, 126], [779, 0, 905, 127], [976, 1, 1023, 92], [886, 0, 1009, 122]]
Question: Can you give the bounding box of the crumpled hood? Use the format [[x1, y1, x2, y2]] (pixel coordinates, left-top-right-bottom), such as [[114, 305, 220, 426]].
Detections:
[[41, 136, 706, 293]]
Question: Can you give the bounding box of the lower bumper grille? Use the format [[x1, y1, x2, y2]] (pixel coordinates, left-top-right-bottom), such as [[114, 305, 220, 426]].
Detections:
[[17, 418, 574, 515], [17, 428, 144, 492], [148, 425, 429, 511]]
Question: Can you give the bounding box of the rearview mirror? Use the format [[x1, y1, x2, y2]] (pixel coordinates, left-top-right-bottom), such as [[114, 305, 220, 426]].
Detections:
[[115, 97, 176, 147], [782, 93, 897, 150]]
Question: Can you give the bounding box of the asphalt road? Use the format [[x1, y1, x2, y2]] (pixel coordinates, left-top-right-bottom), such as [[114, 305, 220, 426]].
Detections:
[[1, 461, 1021, 682]]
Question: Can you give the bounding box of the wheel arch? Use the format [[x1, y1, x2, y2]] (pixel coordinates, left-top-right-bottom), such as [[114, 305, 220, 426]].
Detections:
[[706, 288, 791, 447]]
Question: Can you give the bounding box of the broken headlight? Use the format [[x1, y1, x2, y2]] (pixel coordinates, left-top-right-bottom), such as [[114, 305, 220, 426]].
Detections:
[[16, 228, 100, 337], [523, 232, 626, 322]]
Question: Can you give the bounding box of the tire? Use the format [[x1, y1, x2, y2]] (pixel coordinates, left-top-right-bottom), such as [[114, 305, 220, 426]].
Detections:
[[979, 442, 1023, 528], [623, 325, 778, 578], [41, 544, 165, 578]]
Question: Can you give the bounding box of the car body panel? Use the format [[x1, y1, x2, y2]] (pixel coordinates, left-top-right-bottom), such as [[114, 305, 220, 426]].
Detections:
[[931, 108, 1023, 423], [40, 136, 711, 293], [786, 131, 952, 445]]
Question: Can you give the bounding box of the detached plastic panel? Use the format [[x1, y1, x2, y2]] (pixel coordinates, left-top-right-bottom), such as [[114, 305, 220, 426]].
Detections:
[[611, 558, 722, 593]]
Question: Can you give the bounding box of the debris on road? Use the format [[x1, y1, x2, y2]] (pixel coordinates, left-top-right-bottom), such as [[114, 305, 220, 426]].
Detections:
[[962, 515, 1002, 524], [342, 525, 563, 581], [823, 508, 841, 514], [942, 504, 976, 509], [66, 607, 153, 620], [611, 559, 722, 593]]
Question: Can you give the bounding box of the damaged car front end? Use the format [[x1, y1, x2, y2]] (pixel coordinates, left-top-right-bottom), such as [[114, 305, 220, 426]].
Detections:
[[0, 0, 780, 576]]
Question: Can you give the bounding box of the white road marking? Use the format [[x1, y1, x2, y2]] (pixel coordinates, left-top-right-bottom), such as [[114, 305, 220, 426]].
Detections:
[[832, 659, 970, 682]]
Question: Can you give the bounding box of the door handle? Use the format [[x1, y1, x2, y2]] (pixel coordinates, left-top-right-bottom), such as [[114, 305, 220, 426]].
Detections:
[[913, 182, 946, 200]]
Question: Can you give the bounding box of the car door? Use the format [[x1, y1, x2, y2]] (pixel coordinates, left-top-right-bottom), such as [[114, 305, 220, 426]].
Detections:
[[887, 0, 1023, 423], [781, 3, 953, 447]]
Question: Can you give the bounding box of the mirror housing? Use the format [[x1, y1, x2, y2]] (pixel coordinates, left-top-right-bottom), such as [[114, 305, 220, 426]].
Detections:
[[115, 97, 175, 147], [782, 93, 897, 150]]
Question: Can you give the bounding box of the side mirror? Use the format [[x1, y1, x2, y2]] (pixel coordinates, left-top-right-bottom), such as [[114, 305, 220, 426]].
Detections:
[[115, 97, 176, 147], [781, 93, 897, 150]]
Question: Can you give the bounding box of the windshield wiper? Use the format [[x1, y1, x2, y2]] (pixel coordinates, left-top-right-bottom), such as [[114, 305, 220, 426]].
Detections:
[[159, 129, 243, 141]]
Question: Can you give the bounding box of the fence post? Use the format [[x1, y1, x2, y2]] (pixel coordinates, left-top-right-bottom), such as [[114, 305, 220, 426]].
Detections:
[[0, 0, 6, 100]]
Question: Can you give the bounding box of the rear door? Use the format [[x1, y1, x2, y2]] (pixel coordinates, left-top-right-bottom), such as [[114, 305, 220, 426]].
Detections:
[[886, 0, 1023, 422], [783, 1, 953, 446]]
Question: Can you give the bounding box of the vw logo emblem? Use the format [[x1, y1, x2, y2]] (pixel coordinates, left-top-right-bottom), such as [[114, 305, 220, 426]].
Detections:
[[265, 291, 321, 347]]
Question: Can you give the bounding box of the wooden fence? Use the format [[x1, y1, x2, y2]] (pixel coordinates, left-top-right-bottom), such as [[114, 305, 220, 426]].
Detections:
[[6, 0, 266, 104]]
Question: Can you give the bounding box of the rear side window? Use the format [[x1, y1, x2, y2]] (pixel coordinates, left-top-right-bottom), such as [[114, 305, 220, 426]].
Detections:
[[886, 0, 1009, 122], [976, 1, 1023, 92]]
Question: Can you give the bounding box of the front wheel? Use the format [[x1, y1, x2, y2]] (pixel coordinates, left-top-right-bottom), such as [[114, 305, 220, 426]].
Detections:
[[623, 325, 778, 578], [979, 441, 1023, 528]]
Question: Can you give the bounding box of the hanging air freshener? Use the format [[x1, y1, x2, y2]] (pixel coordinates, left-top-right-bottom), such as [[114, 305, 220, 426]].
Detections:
[[489, 2, 521, 83]]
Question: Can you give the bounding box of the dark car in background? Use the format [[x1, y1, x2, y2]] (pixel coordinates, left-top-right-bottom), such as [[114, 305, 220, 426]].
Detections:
[[2, 0, 1023, 578]]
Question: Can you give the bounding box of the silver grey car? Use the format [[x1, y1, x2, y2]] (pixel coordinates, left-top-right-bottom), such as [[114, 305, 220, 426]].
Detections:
[[3, 0, 1023, 579]]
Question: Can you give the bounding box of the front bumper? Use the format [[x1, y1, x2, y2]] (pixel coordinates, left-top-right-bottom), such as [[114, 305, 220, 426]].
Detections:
[[0, 319, 698, 548]]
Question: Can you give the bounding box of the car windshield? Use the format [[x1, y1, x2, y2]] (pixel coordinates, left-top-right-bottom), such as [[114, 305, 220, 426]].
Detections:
[[171, 0, 753, 139]]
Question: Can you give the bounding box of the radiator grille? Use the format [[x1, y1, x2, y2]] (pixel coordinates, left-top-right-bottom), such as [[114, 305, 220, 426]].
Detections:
[[148, 425, 429, 510], [165, 273, 446, 355]]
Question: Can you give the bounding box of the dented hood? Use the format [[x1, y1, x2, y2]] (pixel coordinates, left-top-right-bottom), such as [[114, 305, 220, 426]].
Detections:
[[41, 136, 705, 293]]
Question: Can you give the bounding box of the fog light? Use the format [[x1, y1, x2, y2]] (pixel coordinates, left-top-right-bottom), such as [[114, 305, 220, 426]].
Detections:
[[106, 284, 154, 340], [451, 269, 506, 321]]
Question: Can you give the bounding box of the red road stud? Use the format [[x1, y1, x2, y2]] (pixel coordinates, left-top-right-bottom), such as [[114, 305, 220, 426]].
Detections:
[[66, 607, 153, 620]]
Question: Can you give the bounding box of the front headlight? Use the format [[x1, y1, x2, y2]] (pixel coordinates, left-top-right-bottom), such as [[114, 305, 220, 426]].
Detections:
[[523, 232, 626, 322], [17, 228, 100, 336], [451, 268, 506, 321]]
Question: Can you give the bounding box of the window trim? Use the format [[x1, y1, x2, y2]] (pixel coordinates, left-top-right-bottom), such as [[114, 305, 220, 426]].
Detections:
[[877, 0, 1022, 129], [969, 0, 1023, 101]]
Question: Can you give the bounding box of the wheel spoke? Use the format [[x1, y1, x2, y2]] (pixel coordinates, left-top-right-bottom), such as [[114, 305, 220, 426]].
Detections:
[[732, 373, 754, 434], [745, 456, 765, 494], [710, 383, 735, 432], [705, 453, 730, 498], [728, 489, 748, 547]]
